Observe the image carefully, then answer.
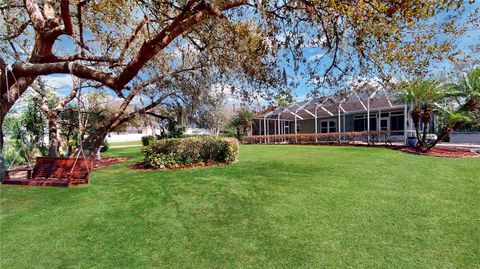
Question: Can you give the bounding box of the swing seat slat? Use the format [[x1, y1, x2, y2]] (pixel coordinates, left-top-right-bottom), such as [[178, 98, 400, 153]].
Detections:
[[2, 157, 93, 187]]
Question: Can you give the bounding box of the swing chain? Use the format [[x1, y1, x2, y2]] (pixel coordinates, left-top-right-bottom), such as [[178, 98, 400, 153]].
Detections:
[[68, 62, 91, 174]]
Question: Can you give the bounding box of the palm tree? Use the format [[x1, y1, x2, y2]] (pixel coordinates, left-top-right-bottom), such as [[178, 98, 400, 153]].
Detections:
[[399, 79, 446, 148], [230, 109, 255, 139], [445, 68, 480, 129], [399, 69, 479, 151], [427, 108, 473, 150], [458, 68, 480, 112]]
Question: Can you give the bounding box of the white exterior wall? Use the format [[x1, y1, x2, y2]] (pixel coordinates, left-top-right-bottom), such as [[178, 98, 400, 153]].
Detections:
[[106, 127, 157, 142], [106, 127, 212, 142], [106, 133, 148, 142], [450, 132, 480, 144]]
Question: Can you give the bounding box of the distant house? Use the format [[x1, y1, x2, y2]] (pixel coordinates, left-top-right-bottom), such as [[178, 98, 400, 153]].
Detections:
[[107, 126, 157, 142], [184, 127, 211, 136], [252, 89, 423, 144], [107, 125, 212, 142]]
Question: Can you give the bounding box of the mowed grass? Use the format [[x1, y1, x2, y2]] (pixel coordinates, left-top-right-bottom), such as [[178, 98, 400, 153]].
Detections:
[[108, 140, 142, 147], [1, 145, 479, 268]]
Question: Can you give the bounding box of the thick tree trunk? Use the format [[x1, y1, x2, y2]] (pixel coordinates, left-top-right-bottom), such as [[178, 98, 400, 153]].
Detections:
[[410, 109, 423, 148], [421, 120, 428, 147], [47, 113, 59, 157], [0, 98, 12, 180], [425, 130, 449, 152], [1, 73, 38, 180], [425, 121, 464, 152], [0, 115, 5, 181], [81, 128, 109, 158]]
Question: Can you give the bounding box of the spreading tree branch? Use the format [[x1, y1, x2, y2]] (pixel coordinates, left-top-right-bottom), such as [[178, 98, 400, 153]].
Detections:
[[60, 0, 74, 35], [24, 0, 45, 30]]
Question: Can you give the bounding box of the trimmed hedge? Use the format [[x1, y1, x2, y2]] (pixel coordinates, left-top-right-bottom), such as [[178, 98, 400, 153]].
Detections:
[[142, 137, 239, 168], [100, 140, 110, 152], [142, 135, 155, 146], [243, 131, 391, 145]]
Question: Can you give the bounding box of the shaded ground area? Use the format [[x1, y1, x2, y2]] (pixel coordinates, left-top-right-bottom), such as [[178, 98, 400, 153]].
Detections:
[[1, 145, 479, 268], [5, 157, 130, 179], [93, 157, 131, 170], [395, 146, 479, 158]]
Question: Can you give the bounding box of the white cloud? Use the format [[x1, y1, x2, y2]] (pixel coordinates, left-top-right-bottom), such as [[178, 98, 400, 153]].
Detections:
[[295, 94, 308, 101], [210, 83, 268, 108], [41, 74, 73, 90], [307, 53, 325, 62]]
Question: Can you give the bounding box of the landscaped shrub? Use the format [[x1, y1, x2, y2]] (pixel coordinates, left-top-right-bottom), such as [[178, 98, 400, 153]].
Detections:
[[142, 137, 239, 168], [142, 135, 155, 146], [100, 140, 110, 152]]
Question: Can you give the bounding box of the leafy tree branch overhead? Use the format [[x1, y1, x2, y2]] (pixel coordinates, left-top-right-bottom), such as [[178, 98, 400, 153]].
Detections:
[[2, 1, 468, 106]]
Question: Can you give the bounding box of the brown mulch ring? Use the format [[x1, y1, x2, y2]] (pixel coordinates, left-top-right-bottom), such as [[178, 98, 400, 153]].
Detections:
[[128, 161, 235, 171], [93, 157, 131, 170], [4, 157, 132, 179], [268, 142, 480, 158], [391, 146, 480, 158]]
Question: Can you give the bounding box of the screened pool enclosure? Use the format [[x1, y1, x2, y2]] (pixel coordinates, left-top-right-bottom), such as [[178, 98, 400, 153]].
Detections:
[[250, 88, 429, 145]]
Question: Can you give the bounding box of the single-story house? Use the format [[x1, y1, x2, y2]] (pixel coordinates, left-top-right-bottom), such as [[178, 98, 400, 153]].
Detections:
[[252, 88, 424, 144]]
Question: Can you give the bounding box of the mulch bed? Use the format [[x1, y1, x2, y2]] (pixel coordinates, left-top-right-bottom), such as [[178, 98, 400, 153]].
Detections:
[[256, 142, 480, 158], [93, 157, 131, 170], [128, 161, 234, 171], [391, 146, 480, 158], [4, 157, 131, 179]]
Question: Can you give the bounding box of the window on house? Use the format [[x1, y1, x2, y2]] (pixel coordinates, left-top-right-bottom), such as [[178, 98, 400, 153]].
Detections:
[[329, 120, 337, 133], [321, 121, 328, 133], [369, 117, 377, 131], [354, 116, 365, 131], [391, 114, 404, 135], [354, 115, 377, 131]]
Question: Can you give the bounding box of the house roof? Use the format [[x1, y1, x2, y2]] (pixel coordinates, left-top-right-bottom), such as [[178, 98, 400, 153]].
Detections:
[[256, 88, 404, 120]]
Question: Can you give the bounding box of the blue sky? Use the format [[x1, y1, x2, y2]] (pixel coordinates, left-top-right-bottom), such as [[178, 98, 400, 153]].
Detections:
[[283, 1, 480, 100], [39, 2, 480, 104]]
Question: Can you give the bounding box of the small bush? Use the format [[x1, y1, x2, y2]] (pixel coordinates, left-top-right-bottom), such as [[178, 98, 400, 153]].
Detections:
[[142, 135, 155, 146], [142, 137, 239, 168], [100, 140, 110, 153]]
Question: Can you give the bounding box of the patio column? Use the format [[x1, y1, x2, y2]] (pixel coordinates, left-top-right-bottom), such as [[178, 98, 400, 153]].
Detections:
[[314, 107, 318, 143], [267, 119, 270, 143], [378, 108, 381, 131], [367, 98, 370, 143], [338, 106, 341, 140], [277, 114, 281, 143], [263, 117, 267, 144], [259, 119, 262, 141], [294, 114, 298, 143], [294, 115, 298, 134]]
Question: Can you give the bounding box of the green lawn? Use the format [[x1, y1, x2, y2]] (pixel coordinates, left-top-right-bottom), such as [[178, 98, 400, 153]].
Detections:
[[1, 145, 479, 268], [108, 140, 142, 147]]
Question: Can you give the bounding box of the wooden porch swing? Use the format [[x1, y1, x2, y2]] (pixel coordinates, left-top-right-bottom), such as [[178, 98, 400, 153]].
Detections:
[[2, 63, 93, 187], [2, 157, 93, 187]]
